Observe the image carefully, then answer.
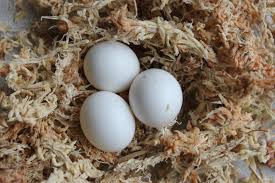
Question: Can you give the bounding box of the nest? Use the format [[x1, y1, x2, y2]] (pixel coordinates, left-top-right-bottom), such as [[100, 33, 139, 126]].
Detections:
[[0, 0, 274, 182]]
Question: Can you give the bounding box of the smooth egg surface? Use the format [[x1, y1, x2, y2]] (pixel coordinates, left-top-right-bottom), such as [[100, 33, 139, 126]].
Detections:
[[80, 91, 135, 152], [84, 41, 140, 93], [129, 69, 183, 128]]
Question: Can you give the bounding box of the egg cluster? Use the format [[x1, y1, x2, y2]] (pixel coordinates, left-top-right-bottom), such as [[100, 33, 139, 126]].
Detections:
[[80, 41, 183, 152]]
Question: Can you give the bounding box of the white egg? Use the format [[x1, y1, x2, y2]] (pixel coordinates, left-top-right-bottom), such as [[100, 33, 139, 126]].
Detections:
[[84, 41, 140, 93], [129, 69, 183, 128], [80, 91, 135, 152]]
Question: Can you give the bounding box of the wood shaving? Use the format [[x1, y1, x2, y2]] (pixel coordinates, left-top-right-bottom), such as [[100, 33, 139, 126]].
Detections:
[[0, 0, 274, 182]]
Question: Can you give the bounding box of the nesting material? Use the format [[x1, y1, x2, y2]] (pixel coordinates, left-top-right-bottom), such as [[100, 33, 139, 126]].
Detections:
[[0, 0, 274, 182]]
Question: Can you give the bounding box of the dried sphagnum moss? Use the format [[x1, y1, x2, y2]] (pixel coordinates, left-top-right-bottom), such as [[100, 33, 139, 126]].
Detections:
[[0, 0, 274, 182]]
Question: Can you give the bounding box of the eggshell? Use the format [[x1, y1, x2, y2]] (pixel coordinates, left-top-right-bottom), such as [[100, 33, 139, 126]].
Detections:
[[80, 91, 135, 152], [83, 41, 140, 93], [129, 69, 183, 128]]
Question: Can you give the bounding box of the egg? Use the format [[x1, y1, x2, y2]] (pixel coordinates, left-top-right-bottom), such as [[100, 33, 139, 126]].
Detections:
[[83, 41, 140, 93], [80, 91, 135, 152], [129, 69, 183, 128]]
